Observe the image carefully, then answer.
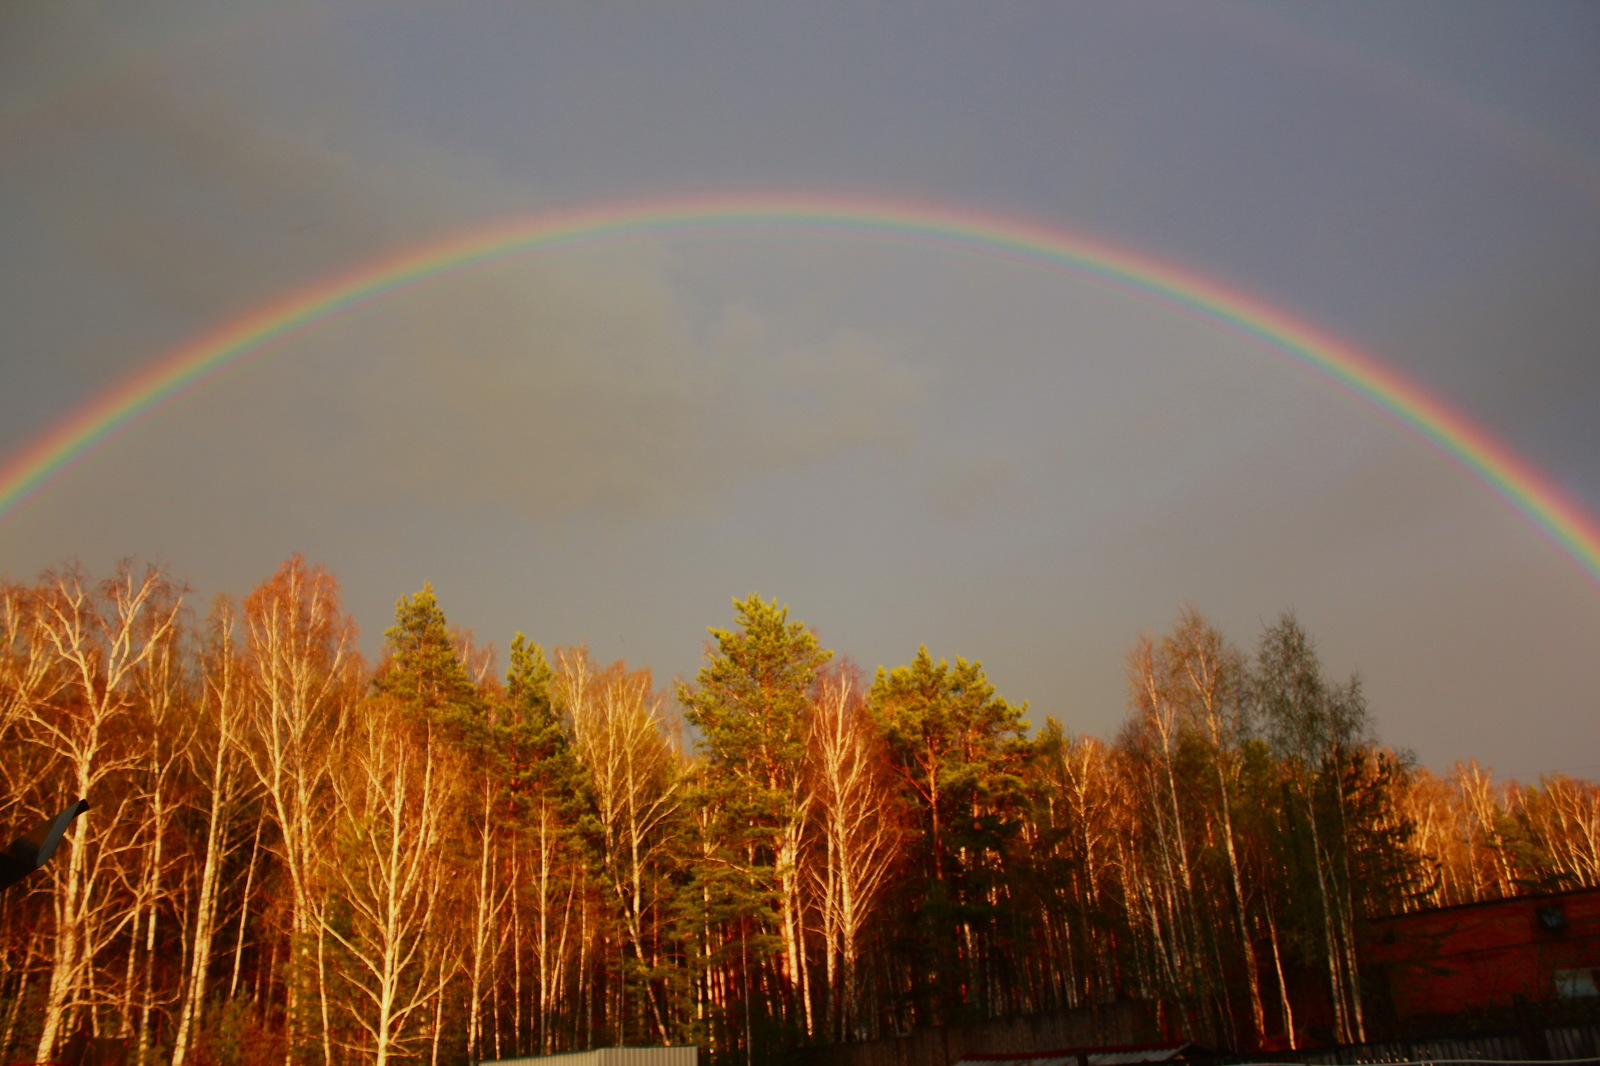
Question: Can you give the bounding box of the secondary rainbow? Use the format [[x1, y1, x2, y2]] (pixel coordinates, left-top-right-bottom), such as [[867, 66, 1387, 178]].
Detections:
[[4, 191, 1598, 585]]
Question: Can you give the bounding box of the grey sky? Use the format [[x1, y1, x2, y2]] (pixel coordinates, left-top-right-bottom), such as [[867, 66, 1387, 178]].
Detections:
[[2, 1, 1597, 778]]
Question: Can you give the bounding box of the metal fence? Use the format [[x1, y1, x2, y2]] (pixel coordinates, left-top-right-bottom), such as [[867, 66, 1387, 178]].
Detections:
[[794, 1001, 1159, 1066], [1199, 1023, 1600, 1066], [799, 1019, 1600, 1066]]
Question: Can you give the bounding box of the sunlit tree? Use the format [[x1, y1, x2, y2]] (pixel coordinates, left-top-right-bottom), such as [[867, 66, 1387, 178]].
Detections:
[[869, 645, 1029, 1024], [679, 594, 832, 1040], [239, 555, 360, 1066], [558, 648, 684, 1045], [806, 663, 903, 1042], [26, 563, 184, 1062]]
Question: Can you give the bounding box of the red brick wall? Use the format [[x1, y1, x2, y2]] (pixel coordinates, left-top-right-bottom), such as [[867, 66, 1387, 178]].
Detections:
[[1360, 888, 1600, 1019]]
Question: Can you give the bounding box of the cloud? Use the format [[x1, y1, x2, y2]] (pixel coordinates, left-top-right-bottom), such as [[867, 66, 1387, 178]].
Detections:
[[341, 273, 930, 521], [925, 449, 1017, 522], [1, 7, 933, 526], [4, 4, 538, 329]]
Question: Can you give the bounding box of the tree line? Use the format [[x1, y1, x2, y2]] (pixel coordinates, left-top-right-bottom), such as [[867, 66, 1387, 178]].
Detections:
[[0, 556, 1595, 1065]]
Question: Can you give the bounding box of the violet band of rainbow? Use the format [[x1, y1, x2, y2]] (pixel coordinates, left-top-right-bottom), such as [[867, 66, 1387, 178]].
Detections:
[[2, 191, 1597, 586]]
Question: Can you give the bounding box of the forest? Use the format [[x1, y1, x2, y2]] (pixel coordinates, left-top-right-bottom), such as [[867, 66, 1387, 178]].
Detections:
[[1, 555, 1596, 1066]]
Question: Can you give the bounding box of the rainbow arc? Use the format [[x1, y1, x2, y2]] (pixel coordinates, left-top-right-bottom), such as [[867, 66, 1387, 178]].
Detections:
[[2, 192, 1597, 585]]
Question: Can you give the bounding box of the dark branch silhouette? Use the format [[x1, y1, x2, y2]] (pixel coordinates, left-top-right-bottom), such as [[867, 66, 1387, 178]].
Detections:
[[0, 797, 90, 891]]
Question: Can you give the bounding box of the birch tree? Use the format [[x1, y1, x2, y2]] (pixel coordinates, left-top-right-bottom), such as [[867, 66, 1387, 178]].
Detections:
[[124, 583, 194, 1062], [1025, 724, 1124, 1012], [171, 598, 258, 1065], [1513, 775, 1600, 889], [321, 699, 460, 1066], [0, 582, 66, 1051], [558, 648, 683, 1045], [239, 556, 358, 1065], [1121, 634, 1201, 1023], [806, 664, 902, 1042], [1251, 613, 1368, 1044], [27, 563, 183, 1062], [1166, 609, 1264, 1044], [369, 582, 495, 1059]]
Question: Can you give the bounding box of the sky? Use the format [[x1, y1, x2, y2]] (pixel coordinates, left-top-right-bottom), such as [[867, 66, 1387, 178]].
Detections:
[[2, 1, 1598, 778]]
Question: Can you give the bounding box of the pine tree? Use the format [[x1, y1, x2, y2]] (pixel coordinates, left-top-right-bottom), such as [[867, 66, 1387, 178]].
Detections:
[[373, 583, 486, 740], [868, 646, 1029, 1024], [498, 634, 575, 799], [681, 595, 831, 795], [679, 594, 833, 1042], [499, 637, 588, 1057]]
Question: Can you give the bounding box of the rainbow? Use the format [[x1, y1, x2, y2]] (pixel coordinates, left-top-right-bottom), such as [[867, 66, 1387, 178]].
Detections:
[[3, 190, 1599, 585]]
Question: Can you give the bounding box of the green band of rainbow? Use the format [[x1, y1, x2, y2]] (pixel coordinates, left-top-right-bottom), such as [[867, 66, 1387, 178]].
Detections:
[[4, 191, 1598, 585]]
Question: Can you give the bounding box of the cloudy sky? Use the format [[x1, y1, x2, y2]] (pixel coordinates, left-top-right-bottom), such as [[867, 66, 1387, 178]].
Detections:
[[2, 1, 1597, 777]]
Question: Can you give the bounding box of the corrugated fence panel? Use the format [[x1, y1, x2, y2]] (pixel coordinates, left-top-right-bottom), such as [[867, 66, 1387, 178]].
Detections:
[[483, 1046, 697, 1066], [597, 1049, 698, 1066]]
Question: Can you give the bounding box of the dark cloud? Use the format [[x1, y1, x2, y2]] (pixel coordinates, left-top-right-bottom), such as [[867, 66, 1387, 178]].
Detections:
[[342, 273, 929, 520]]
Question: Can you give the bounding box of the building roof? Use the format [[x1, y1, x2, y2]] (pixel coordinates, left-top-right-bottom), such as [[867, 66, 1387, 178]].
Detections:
[[1366, 883, 1600, 924]]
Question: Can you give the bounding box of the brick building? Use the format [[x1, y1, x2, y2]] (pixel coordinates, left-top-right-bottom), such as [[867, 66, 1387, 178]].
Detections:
[[1361, 886, 1600, 1025]]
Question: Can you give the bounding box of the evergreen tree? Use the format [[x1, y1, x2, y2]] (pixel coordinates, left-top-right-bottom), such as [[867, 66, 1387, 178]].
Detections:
[[868, 646, 1030, 1024], [680, 594, 831, 796], [679, 594, 833, 1043], [373, 583, 486, 740], [869, 647, 1029, 885], [499, 633, 574, 798]]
